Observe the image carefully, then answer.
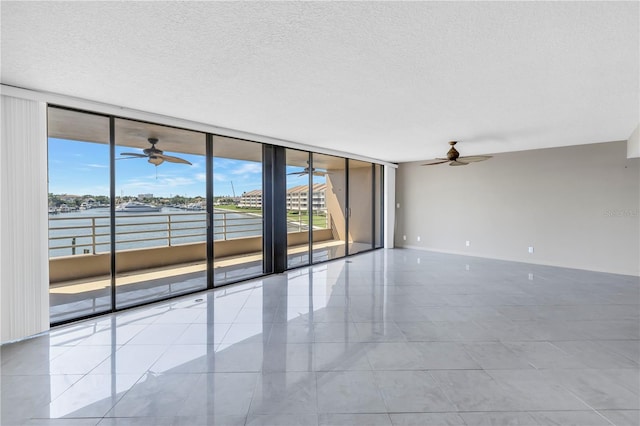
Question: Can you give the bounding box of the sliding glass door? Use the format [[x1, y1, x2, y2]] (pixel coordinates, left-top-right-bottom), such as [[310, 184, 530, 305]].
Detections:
[[286, 149, 311, 268], [348, 160, 374, 255], [114, 118, 207, 308], [312, 154, 347, 262], [47, 108, 112, 323], [374, 164, 384, 249], [212, 135, 264, 286], [47, 106, 384, 324]]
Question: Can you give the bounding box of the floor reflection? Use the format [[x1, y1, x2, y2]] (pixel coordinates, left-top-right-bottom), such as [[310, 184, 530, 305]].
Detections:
[[3, 249, 639, 425]]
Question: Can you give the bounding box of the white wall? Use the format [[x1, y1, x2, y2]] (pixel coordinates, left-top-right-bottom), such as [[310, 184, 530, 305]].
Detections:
[[628, 124, 639, 158], [1, 95, 50, 342], [395, 141, 640, 276]]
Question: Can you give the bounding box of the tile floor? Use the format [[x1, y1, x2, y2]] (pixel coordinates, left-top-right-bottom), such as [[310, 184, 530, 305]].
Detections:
[[1, 249, 639, 426]]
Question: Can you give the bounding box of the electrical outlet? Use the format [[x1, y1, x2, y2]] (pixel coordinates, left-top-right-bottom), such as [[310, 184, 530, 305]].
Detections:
[[396, 203, 400, 209], [417, 236, 421, 242], [403, 235, 407, 241], [466, 240, 470, 247], [528, 273, 534, 280], [528, 246, 534, 254]]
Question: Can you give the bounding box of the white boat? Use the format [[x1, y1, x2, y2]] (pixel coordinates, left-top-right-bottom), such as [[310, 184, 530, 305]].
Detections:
[[115, 201, 161, 213], [186, 202, 204, 211]]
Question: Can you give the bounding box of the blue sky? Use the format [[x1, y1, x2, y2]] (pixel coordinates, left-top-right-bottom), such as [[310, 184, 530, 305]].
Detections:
[[48, 138, 319, 198]]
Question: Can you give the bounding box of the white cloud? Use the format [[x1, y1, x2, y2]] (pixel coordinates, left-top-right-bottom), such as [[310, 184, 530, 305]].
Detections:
[[231, 163, 262, 175], [213, 173, 228, 182], [162, 177, 196, 187]]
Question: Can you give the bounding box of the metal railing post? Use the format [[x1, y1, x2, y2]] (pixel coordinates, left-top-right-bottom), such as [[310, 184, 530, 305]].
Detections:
[[91, 217, 96, 254], [223, 212, 227, 240]]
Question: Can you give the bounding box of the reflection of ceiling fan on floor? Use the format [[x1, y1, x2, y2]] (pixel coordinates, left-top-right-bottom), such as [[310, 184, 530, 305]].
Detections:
[[422, 141, 491, 166], [119, 138, 192, 166], [287, 161, 327, 177]]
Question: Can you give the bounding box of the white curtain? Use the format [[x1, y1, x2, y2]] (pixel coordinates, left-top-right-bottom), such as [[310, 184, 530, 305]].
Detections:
[[1, 95, 49, 342]]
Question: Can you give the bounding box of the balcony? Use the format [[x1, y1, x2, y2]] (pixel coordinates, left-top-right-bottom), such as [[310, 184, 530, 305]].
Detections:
[[48, 210, 341, 323]]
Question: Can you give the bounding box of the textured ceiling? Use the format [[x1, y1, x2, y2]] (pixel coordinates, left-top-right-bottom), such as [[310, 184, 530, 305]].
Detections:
[[1, 1, 638, 163]]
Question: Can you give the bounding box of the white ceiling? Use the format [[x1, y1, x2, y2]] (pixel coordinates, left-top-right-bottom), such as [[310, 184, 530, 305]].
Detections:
[[1, 1, 638, 163]]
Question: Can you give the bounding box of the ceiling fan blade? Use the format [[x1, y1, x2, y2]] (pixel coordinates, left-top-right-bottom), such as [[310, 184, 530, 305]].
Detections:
[[421, 160, 449, 166], [312, 171, 327, 176], [120, 152, 147, 158], [116, 156, 145, 161], [459, 155, 492, 163], [449, 161, 469, 166], [156, 154, 192, 165]]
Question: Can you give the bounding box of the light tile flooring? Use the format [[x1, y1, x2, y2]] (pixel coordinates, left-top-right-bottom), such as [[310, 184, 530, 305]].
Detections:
[[2, 249, 639, 426]]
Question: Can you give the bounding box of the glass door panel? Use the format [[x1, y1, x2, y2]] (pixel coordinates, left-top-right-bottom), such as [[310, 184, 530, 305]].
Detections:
[[312, 154, 346, 262], [212, 136, 263, 286], [114, 118, 207, 308], [47, 107, 111, 323], [348, 160, 373, 255], [286, 149, 311, 268], [374, 164, 384, 249]]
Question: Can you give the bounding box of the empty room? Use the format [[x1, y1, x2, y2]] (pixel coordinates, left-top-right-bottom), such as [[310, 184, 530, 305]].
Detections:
[[1, 2, 638, 426]]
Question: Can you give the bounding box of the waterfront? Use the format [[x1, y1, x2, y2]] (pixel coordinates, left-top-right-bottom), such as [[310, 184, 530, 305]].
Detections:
[[49, 207, 310, 257]]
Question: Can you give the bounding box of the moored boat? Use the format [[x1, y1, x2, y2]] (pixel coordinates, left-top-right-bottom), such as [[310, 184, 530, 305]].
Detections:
[[115, 201, 161, 212]]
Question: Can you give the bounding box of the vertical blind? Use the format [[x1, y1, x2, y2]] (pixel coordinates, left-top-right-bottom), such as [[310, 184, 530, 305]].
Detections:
[[1, 95, 49, 342]]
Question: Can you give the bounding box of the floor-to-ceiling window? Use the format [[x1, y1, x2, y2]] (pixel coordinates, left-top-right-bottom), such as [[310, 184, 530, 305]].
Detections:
[[374, 164, 384, 249], [348, 159, 374, 255], [286, 149, 311, 268], [47, 105, 383, 324], [47, 108, 112, 323], [114, 118, 207, 308], [312, 153, 347, 262], [212, 135, 264, 286]]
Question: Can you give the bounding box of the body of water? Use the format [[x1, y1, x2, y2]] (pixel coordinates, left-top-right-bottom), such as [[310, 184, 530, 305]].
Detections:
[[49, 207, 303, 257]]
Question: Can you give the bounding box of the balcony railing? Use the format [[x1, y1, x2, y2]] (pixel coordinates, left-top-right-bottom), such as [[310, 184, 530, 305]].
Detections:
[[49, 209, 329, 258], [49, 211, 260, 257]]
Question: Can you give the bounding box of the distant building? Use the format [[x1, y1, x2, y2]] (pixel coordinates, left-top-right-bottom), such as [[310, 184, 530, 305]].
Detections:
[[238, 184, 327, 211], [287, 183, 327, 212], [238, 189, 262, 208], [138, 193, 153, 200]]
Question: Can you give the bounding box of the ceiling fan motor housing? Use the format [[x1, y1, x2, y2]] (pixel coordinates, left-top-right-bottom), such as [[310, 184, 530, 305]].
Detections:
[[447, 141, 460, 161], [144, 138, 163, 156]]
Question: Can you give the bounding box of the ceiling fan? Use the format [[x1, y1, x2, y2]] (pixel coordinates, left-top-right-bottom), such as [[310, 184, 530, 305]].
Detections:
[[422, 141, 491, 166], [287, 161, 327, 177], [119, 138, 192, 166]]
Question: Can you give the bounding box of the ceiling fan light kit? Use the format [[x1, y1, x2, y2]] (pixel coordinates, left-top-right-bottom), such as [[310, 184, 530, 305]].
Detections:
[[421, 141, 492, 167], [148, 156, 164, 166]]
